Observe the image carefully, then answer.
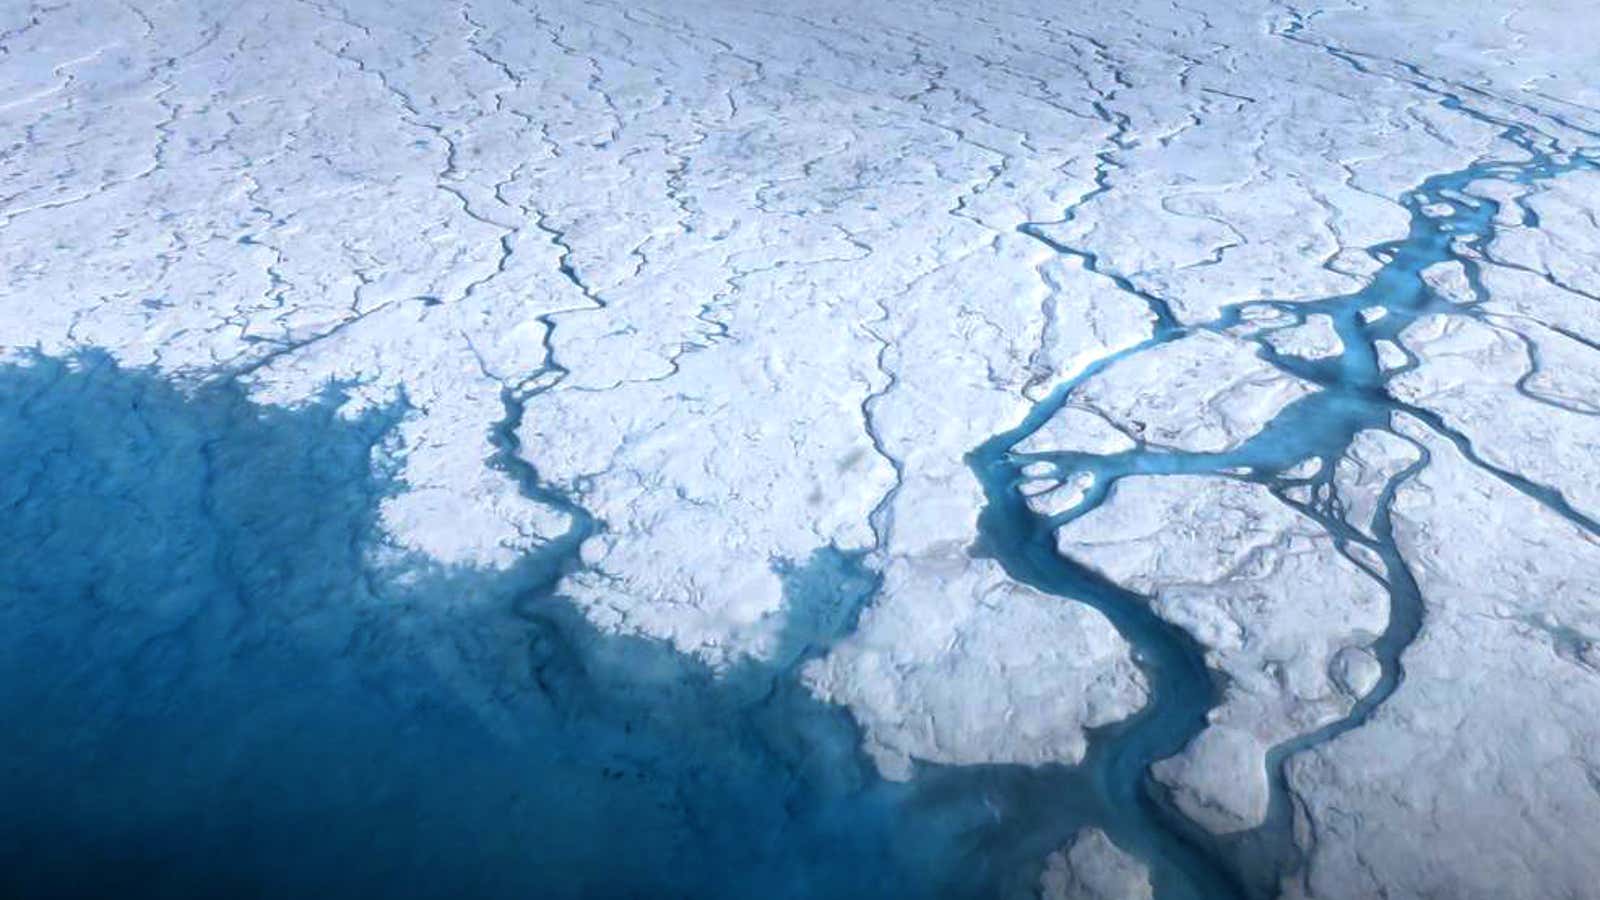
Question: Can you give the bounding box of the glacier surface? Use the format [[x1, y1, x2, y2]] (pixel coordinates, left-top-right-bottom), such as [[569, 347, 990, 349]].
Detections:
[[3, 0, 1599, 897]]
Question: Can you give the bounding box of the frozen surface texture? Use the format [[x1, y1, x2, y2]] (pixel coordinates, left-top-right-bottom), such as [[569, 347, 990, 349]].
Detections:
[[1068, 332, 1320, 454], [804, 556, 1147, 779], [1055, 475, 1387, 833], [1041, 829, 1154, 900], [1283, 418, 1600, 900], [3, 0, 1599, 898]]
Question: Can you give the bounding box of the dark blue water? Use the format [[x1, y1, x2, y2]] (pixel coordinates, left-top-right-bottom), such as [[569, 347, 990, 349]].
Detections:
[[0, 352, 1061, 900]]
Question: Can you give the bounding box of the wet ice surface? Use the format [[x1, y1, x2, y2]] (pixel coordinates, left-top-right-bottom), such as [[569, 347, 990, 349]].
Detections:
[[4, 1, 1600, 898]]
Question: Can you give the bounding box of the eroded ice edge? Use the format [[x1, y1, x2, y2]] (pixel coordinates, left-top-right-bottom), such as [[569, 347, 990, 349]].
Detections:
[[3, 2, 1599, 899]]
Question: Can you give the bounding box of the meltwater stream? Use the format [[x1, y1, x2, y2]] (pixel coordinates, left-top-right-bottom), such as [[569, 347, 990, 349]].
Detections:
[[969, 92, 1600, 898], [4, 77, 1596, 900]]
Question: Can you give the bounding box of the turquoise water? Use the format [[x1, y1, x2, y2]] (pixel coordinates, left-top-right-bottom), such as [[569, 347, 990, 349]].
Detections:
[[974, 67, 1600, 900]]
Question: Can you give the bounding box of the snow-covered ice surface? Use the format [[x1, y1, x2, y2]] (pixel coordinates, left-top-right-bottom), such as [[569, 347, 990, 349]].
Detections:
[[1041, 828, 1154, 900], [2, 1, 1598, 897]]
